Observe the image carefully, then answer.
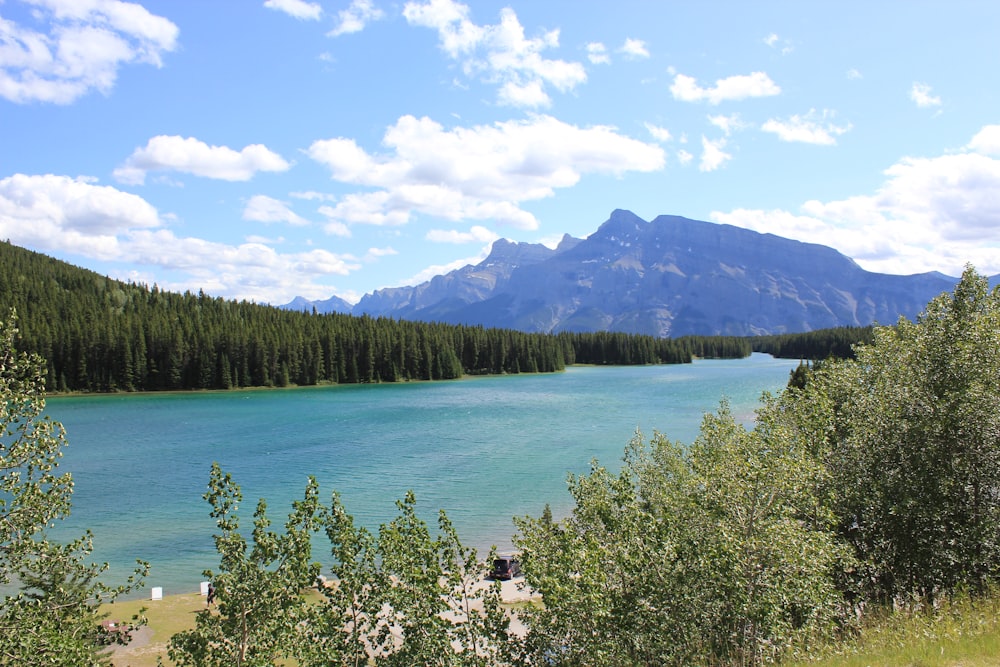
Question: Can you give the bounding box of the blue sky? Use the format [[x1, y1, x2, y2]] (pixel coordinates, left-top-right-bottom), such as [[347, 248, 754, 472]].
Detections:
[[2, 0, 999, 306]]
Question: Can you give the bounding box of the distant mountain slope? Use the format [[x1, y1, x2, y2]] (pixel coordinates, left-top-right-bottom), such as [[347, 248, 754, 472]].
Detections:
[[282, 294, 353, 314], [284, 210, 972, 336]]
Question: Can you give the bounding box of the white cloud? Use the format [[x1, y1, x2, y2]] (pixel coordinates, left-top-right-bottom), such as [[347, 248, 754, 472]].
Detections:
[[676, 149, 693, 166], [645, 122, 672, 142], [402, 0, 484, 56], [0, 173, 159, 257], [0, 0, 178, 104], [243, 194, 309, 226], [328, 0, 384, 37], [264, 0, 322, 21], [498, 78, 549, 108], [847, 68, 863, 80], [290, 190, 338, 202], [426, 225, 499, 244], [967, 125, 1000, 156], [670, 71, 780, 105], [319, 216, 352, 237], [0, 171, 362, 303], [365, 246, 398, 259], [404, 0, 586, 108], [711, 128, 1000, 276], [127, 230, 363, 303], [318, 192, 413, 227], [403, 248, 491, 287], [619, 37, 649, 59], [707, 113, 746, 136], [114, 135, 291, 184], [307, 114, 665, 229], [586, 42, 609, 65], [910, 82, 941, 108], [245, 234, 285, 244], [761, 109, 852, 145], [699, 136, 731, 172], [763, 33, 793, 55]]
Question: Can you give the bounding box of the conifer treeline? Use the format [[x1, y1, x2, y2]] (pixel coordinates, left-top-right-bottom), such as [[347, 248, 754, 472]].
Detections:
[[749, 326, 873, 360], [1, 242, 749, 393]]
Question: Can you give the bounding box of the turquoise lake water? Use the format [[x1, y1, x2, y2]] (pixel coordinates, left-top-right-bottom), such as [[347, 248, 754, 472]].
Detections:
[[45, 354, 800, 598]]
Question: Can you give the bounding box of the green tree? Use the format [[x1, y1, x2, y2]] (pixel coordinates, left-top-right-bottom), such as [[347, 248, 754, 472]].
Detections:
[[0, 312, 147, 665], [296, 491, 383, 667], [514, 402, 848, 666], [168, 463, 322, 667], [367, 492, 510, 666], [298, 491, 512, 667], [791, 266, 1000, 602]]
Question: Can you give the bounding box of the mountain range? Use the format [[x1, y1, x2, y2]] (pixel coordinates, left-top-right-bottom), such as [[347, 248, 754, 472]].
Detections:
[[283, 210, 978, 337]]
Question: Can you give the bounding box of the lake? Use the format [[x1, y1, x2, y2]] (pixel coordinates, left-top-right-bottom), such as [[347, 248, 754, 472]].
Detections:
[[46, 353, 800, 598]]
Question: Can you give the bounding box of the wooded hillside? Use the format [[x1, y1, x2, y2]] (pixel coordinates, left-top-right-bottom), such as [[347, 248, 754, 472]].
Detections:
[[0, 241, 746, 392]]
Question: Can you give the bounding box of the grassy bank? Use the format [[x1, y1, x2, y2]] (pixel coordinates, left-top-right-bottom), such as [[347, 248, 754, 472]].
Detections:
[[99, 592, 205, 667], [783, 591, 1000, 667]]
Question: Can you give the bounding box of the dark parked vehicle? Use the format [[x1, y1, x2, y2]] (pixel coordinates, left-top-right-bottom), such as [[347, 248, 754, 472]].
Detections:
[[489, 556, 521, 580]]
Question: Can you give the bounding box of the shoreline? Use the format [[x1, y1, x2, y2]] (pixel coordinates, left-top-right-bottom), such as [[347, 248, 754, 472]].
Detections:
[[115, 534, 523, 603], [101, 577, 539, 667]]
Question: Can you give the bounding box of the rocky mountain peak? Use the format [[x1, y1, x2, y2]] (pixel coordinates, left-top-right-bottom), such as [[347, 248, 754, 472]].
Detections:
[[284, 210, 961, 336]]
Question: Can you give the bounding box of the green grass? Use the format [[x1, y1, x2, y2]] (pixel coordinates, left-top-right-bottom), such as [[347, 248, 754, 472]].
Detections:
[[99, 592, 207, 667], [783, 591, 1000, 667], [100, 589, 328, 667]]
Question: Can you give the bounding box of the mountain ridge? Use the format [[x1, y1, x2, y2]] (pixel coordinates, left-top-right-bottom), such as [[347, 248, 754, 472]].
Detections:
[[283, 210, 976, 337]]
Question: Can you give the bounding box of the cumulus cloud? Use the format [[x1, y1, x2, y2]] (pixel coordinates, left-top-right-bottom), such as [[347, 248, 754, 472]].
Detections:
[[670, 71, 780, 105], [403, 0, 586, 108], [365, 246, 398, 259], [328, 0, 384, 36], [290, 190, 338, 202], [307, 114, 665, 229], [315, 208, 352, 237], [645, 122, 672, 142], [426, 225, 499, 244], [0, 172, 360, 304], [114, 135, 291, 184], [403, 249, 491, 287], [264, 0, 322, 20], [124, 230, 362, 302], [711, 127, 1000, 276], [707, 113, 747, 136], [762, 32, 793, 55], [967, 125, 1000, 156], [498, 78, 549, 108], [619, 38, 649, 59], [910, 82, 941, 108], [586, 42, 609, 65], [243, 194, 309, 226], [699, 136, 731, 172], [0, 0, 179, 104], [761, 109, 852, 145], [402, 0, 483, 55], [0, 173, 159, 256]]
